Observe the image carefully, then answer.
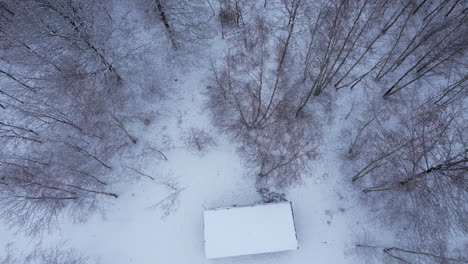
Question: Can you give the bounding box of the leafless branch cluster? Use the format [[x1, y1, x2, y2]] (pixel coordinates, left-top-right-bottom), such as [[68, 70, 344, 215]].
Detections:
[[347, 89, 467, 261], [0, 0, 167, 235], [208, 0, 467, 116], [180, 127, 216, 154], [355, 243, 468, 264], [239, 117, 320, 190], [0, 0, 465, 259], [218, 0, 244, 38], [204, 0, 466, 259], [147, 186, 185, 218], [205, 0, 321, 190], [1, 244, 89, 264], [134, 0, 216, 50], [351, 230, 468, 264]]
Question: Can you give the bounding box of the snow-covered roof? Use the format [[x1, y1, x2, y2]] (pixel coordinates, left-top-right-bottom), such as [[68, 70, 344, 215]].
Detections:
[[203, 201, 298, 259]]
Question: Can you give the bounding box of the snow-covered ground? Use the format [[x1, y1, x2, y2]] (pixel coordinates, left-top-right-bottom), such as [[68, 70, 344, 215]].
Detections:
[[0, 58, 372, 263], [2, 1, 466, 263]]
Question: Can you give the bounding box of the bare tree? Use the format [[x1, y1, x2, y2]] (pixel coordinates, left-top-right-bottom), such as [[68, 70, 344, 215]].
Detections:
[[380, 1, 468, 97], [204, 0, 468, 262], [218, 0, 243, 39], [1, 244, 89, 264], [0, 0, 167, 235], [136, 0, 216, 49], [355, 243, 468, 264], [180, 127, 216, 154], [346, 88, 467, 261], [207, 0, 302, 130], [205, 0, 322, 189], [0, 144, 119, 235], [238, 107, 321, 190], [295, 0, 414, 115]]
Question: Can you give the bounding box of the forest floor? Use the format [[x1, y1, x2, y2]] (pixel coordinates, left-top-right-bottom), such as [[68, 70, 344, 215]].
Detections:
[[0, 23, 376, 264]]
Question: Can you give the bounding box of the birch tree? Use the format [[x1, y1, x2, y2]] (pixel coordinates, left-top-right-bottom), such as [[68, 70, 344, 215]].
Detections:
[[0, 0, 159, 235], [349, 90, 467, 247]]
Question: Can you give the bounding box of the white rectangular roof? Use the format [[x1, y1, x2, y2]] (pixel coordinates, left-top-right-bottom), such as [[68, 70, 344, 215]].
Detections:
[[203, 201, 298, 259]]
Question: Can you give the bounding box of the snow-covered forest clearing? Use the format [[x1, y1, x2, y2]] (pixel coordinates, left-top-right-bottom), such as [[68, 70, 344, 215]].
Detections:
[[0, 0, 466, 263]]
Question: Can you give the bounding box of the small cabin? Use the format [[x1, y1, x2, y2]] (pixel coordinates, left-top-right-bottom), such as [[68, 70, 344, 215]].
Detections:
[[203, 201, 298, 259]]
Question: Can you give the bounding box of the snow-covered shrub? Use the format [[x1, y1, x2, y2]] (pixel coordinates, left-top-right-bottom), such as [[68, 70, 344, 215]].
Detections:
[[180, 128, 217, 154]]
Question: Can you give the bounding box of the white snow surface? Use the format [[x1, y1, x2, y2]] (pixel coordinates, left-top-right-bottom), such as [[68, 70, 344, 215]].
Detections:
[[204, 202, 298, 259], [0, 64, 372, 263], [0, 9, 379, 264]]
